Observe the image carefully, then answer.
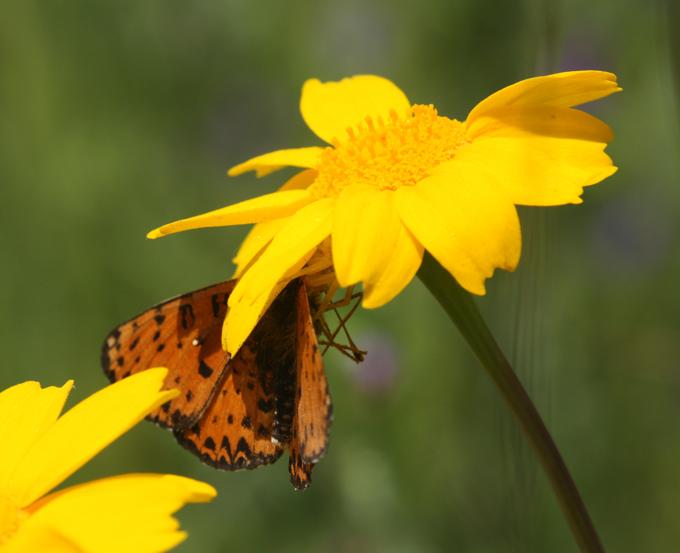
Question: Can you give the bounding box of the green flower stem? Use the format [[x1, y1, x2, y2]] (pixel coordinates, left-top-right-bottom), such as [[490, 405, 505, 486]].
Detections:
[[418, 253, 604, 553]]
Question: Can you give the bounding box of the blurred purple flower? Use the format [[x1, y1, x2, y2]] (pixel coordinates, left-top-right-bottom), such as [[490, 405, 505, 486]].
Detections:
[[341, 332, 399, 395]]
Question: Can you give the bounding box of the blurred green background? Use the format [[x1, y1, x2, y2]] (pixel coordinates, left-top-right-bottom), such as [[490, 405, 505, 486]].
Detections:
[[1, 1, 679, 551]]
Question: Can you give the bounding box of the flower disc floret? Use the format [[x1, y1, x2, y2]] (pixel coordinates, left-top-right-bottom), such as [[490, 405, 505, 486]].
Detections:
[[311, 105, 466, 197]]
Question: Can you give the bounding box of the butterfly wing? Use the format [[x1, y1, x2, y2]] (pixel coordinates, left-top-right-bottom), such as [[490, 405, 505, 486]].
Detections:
[[101, 277, 333, 487], [288, 280, 332, 490], [101, 280, 235, 430], [173, 279, 304, 472], [174, 341, 283, 469]]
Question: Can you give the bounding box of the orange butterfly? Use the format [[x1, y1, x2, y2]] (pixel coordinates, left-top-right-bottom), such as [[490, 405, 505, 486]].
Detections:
[[101, 278, 362, 489]]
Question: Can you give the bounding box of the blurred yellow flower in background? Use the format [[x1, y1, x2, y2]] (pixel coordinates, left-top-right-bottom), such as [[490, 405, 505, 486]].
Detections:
[[148, 72, 620, 355], [0, 369, 216, 553]]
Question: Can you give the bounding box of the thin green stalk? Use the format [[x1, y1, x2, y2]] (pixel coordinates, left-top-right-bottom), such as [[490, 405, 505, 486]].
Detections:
[[418, 253, 604, 553]]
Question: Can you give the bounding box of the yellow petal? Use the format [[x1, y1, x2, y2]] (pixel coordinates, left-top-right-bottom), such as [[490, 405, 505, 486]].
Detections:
[[452, 136, 616, 206], [395, 163, 521, 295], [232, 217, 289, 278], [224, 199, 334, 355], [147, 189, 313, 239], [362, 222, 423, 308], [331, 185, 423, 307], [332, 185, 401, 288], [468, 70, 621, 122], [466, 105, 613, 142], [11, 369, 178, 507], [0, 381, 73, 494], [278, 168, 318, 191], [2, 526, 79, 553], [228, 147, 324, 177], [300, 75, 411, 144], [11, 474, 215, 553], [232, 170, 318, 278]]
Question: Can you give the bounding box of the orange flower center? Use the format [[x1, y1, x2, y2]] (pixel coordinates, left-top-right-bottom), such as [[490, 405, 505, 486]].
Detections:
[[311, 104, 465, 197]]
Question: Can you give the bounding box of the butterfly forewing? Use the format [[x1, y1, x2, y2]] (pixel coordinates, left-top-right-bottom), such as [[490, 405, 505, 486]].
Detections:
[[288, 281, 332, 489], [101, 280, 235, 430], [288, 442, 315, 490]]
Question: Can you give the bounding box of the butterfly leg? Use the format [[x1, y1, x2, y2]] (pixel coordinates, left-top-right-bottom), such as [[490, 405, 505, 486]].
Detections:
[[311, 280, 339, 324], [317, 290, 366, 363]]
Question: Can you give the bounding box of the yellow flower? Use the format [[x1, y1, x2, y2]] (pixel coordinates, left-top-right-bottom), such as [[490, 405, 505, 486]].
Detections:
[[148, 72, 620, 355], [0, 369, 216, 553]]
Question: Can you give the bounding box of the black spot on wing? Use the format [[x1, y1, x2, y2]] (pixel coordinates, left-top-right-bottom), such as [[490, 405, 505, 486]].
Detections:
[[211, 293, 229, 318], [179, 304, 195, 329], [258, 398, 273, 413], [198, 361, 214, 379], [173, 431, 282, 471], [236, 437, 252, 457]]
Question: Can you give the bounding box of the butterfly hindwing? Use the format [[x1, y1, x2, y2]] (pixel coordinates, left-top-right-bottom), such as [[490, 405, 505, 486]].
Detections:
[[174, 342, 283, 469], [173, 279, 302, 472], [101, 280, 235, 430]]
